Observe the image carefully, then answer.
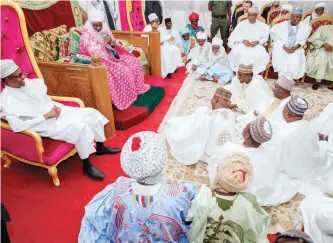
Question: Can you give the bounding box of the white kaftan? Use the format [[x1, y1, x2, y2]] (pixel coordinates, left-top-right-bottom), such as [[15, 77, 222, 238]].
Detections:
[[143, 24, 183, 78], [229, 75, 273, 114], [228, 19, 270, 74], [164, 106, 239, 165], [186, 42, 211, 74], [159, 25, 181, 46], [1, 78, 108, 160], [270, 20, 311, 79]]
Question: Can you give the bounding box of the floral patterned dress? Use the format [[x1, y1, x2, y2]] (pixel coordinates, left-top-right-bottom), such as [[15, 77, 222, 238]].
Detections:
[[79, 30, 150, 110]]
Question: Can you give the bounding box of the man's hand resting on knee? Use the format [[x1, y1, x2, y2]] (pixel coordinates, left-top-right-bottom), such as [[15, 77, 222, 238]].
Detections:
[[44, 106, 61, 119]]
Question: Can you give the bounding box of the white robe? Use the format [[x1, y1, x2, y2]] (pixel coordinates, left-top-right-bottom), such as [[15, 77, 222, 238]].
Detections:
[[186, 42, 211, 74], [143, 24, 183, 78], [0, 78, 108, 160], [228, 19, 270, 74], [208, 142, 298, 206], [270, 20, 311, 79], [164, 106, 239, 165], [159, 25, 181, 46], [229, 75, 273, 114]]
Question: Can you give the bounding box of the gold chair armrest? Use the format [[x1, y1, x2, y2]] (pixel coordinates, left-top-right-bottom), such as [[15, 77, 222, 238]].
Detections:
[[1, 121, 45, 163], [50, 96, 85, 108]]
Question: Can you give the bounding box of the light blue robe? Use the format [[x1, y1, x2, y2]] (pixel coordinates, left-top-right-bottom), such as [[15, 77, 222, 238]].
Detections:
[[78, 177, 198, 243]]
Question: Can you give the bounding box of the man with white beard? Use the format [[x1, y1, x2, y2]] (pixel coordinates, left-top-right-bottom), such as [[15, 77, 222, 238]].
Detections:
[[143, 13, 183, 79], [270, 7, 311, 80], [165, 87, 239, 165], [185, 32, 211, 74], [229, 64, 273, 114], [228, 7, 270, 74]]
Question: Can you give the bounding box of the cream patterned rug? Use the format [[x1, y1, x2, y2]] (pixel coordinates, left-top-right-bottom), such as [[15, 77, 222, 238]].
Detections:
[[158, 74, 333, 233]]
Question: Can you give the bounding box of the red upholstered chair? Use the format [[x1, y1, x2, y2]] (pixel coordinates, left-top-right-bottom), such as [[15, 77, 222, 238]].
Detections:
[[267, 8, 281, 25], [301, 9, 313, 21], [126, 0, 147, 31], [309, 14, 333, 36], [1, 1, 85, 186], [237, 14, 266, 24]]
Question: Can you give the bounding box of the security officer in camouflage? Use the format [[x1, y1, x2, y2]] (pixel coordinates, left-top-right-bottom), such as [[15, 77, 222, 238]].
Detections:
[[208, 0, 232, 47]]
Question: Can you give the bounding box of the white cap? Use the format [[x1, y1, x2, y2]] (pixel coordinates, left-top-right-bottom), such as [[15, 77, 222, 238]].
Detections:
[[314, 2, 326, 9], [281, 4, 293, 13], [248, 7, 259, 14], [1, 59, 19, 79], [88, 9, 104, 23], [148, 13, 159, 22], [196, 31, 207, 40], [212, 37, 223, 46]]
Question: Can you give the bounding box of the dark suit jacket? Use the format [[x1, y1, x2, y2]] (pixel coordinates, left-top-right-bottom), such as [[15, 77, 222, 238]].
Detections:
[[232, 10, 244, 29], [261, 6, 272, 21], [145, 0, 163, 24]]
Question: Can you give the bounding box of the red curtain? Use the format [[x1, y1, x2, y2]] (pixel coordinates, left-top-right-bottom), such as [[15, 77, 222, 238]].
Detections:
[[22, 0, 76, 36]]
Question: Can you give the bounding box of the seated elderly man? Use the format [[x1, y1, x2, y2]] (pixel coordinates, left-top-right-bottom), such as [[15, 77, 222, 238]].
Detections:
[[0, 60, 121, 180], [306, 24, 333, 90], [270, 7, 311, 80], [229, 64, 273, 114], [195, 37, 233, 85], [165, 87, 238, 165], [228, 7, 270, 74], [143, 13, 183, 78], [303, 2, 326, 25], [187, 152, 270, 242]]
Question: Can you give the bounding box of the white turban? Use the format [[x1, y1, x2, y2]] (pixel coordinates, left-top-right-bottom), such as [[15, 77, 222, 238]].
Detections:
[[196, 31, 207, 40], [248, 7, 259, 14], [148, 13, 159, 22], [120, 131, 167, 184], [281, 4, 293, 13], [1, 59, 19, 79], [212, 37, 223, 46], [88, 9, 104, 23], [314, 2, 326, 9]]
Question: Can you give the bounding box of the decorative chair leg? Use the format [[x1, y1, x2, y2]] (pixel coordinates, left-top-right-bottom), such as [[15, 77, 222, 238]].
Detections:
[[1, 153, 12, 168], [48, 166, 60, 187]]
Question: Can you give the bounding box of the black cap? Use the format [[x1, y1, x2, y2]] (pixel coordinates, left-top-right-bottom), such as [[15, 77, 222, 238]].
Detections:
[[164, 18, 172, 24]]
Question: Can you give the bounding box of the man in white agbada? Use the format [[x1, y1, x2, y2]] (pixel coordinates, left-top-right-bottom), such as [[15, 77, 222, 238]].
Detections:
[[186, 31, 211, 74], [0, 59, 121, 179], [297, 177, 333, 243], [303, 2, 326, 25], [229, 64, 273, 114], [159, 18, 181, 47], [186, 153, 270, 243], [270, 7, 311, 80], [143, 13, 183, 78], [228, 7, 270, 74], [165, 87, 239, 165], [195, 37, 233, 85]]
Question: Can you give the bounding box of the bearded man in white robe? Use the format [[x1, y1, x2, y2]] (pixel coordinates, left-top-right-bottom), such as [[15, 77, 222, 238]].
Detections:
[[0, 60, 121, 180], [229, 64, 273, 114], [159, 18, 181, 47], [165, 87, 239, 165], [228, 7, 270, 74], [303, 2, 326, 25], [270, 7, 311, 80], [143, 13, 183, 79], [186, 32, 211, 74]]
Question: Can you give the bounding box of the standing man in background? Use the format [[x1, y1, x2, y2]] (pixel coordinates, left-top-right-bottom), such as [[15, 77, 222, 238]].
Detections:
[[208, 0, 232, 48]]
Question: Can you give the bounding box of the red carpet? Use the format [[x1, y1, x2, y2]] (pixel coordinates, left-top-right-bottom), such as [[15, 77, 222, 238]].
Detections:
[[1, 67, 278, 243]]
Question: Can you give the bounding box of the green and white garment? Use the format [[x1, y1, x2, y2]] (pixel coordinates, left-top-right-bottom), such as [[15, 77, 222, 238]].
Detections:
[[186, 186, 270, 243]]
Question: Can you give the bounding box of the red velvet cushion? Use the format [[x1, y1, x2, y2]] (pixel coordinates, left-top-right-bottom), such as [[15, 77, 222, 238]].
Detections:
[[129, 1, 145, 31], [42, 138, 75, 166]]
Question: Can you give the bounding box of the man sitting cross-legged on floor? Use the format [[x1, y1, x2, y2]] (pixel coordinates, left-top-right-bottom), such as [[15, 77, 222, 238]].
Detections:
[[0, 59, 121, 180]]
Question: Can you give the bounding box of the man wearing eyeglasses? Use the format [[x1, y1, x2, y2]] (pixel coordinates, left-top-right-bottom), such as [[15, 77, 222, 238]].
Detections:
[[0, 59, 121, 180]]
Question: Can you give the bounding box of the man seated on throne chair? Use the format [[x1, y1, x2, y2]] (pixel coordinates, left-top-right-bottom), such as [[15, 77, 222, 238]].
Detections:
[[0, 60, 121, 180], [79, 9, 150, 111]]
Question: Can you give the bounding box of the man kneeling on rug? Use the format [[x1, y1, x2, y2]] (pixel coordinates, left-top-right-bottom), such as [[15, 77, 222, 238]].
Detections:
[[0, 59, 121, 180]]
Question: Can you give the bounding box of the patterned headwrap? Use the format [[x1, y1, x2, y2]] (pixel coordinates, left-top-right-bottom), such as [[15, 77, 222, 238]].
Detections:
[[179, 27, 190, 36], [287, 95, 308, 116], [238, 64, 253, 74], [1, 59, 19, 79], [291, 7, 303, 15], [215, 87, 232, 99], [275, 230, 314, 243], [120, 131, 168, 184], [212, 153, 253, 193], [249, 117, 272, 144]]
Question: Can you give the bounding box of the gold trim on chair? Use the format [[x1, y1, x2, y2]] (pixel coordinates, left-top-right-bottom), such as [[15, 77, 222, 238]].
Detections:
[[261, 2, 272, 15], [1, 1, 43, 79], [126, 0, 133, 31], [301, 9, 313, 21], [271, 13, 291, 26], [267, 7, 281, 25], [50, 96, 85, 108], [310, 14, 333, 26]]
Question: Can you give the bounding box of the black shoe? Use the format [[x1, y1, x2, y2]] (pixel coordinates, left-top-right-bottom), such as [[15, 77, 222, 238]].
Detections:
[[83, 161, 104, 180], [174, 69, 178, 73], [95, 147, 121, 156], [166, 73, 173, 79], [312, 84, 320, 90]]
